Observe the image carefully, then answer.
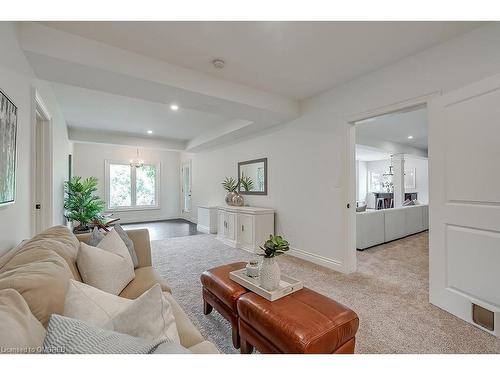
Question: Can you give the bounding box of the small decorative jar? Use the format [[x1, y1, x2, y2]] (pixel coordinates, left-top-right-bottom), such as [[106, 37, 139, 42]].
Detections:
[[246, 260, 260, 278]]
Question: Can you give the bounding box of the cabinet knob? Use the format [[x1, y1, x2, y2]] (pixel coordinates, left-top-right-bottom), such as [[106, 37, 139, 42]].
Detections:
[[242, 225, 244, 231]]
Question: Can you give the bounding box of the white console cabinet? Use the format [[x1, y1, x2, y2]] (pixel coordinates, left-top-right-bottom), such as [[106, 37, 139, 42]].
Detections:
[[216, 206, 275, 253], [197, 206, 218, 234]]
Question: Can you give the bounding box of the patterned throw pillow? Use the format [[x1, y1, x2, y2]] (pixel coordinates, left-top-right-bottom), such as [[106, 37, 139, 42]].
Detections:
[[43, 314, 189, 354], [113, 224, 139, 268], [87, 227, 105, 247], [88, 226, 139, 268]]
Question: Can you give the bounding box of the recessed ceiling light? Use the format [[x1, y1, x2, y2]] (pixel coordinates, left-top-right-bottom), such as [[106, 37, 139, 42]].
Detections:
[[147, 130, 153, 134], [170, 104, 179, 111], [407, 135, 414, 139]]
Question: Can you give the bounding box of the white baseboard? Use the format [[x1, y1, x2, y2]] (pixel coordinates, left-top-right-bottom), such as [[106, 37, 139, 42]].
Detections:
[[287, 246, 345, 273], [118, 215, 180, 224]]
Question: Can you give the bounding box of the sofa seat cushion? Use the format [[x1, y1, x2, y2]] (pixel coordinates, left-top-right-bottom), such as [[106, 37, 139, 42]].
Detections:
[[0, 248, 73, 326], [119, 266, 172, 299], [188, 341, 220, 354], [0, 288, 47, 353]]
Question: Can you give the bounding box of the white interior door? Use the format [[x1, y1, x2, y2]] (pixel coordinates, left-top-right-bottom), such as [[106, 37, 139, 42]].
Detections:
[[428, 74, 500, 336], [181, 161, 192, 214]]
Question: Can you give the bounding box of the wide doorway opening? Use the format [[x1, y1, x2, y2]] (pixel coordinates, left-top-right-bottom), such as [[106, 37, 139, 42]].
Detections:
[[351, 104, 429, 275]]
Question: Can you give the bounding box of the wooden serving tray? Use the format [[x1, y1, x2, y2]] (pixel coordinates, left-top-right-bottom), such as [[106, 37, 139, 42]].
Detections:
[[229, 268, 303, 301]]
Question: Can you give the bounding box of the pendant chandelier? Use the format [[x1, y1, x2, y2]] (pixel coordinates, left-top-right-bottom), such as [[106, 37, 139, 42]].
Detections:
[[383, 155, 395, 177], [130, 148, 144, 168], [383, 165, 394, 176]]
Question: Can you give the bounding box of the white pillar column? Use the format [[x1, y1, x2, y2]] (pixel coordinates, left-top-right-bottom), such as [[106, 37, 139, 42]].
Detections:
[[392, 154, 405, 207]]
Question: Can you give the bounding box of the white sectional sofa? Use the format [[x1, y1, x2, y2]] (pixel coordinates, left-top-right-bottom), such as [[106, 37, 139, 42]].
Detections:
[[356, 204, 429, 250]]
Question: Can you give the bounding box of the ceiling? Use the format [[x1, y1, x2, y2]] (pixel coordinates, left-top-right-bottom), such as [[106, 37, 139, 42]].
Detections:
[[355, 145, 392, 162], [355, 107, 428, 151], [52, 83, 231, 141], [40, 21, 483, 100]]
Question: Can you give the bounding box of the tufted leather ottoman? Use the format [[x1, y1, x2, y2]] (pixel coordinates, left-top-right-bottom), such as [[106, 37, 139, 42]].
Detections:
[[237, 287, 359, 354], [200, 262, 248, 349]]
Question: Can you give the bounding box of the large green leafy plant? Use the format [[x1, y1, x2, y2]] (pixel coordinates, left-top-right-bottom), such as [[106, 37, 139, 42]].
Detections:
[[222, 176, 238, 192], [259, 234, 290, 258], [239, 175, 254, 192], [64, 176, 105, 231]]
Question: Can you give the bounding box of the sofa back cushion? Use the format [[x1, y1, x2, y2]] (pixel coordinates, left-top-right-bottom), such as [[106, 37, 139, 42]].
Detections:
[[2, 225, 82, 281], [30, 225, 80, 253], [0, 288, 46, 353], [0, 247, 73, 326]]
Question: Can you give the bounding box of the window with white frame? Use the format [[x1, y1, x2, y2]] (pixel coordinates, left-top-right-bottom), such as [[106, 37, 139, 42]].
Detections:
[[105, 161, 160, 210]]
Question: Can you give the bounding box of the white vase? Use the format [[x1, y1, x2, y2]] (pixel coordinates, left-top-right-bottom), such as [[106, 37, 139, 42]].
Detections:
[[260, 257, 280, 291]]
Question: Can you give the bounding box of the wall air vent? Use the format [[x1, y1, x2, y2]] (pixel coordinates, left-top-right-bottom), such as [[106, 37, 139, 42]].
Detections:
[[472, 303, 494, 332]]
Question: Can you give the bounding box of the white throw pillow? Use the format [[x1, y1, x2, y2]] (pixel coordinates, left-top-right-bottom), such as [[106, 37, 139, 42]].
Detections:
[[64, 279, 180, 343], [76, 229, 135, 295]]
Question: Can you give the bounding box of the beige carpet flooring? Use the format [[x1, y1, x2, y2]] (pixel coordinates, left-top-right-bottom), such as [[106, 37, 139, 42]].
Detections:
[[151, 232, 500, 353]]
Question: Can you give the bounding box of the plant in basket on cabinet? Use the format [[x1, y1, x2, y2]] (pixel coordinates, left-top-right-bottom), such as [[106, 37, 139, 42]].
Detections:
[[258, 235, 290, 291]]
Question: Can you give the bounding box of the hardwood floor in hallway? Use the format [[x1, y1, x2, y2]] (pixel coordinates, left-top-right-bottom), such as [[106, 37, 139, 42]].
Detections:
[[122, 219, 199, 241]]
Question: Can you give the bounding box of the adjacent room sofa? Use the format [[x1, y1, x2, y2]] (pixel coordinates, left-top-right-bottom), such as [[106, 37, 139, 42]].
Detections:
[[356, 204, 429, 250], [0, 225, 218, 354]]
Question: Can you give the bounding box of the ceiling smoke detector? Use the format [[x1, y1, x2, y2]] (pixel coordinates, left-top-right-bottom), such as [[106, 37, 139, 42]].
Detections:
[[212, 58, 225, 69]]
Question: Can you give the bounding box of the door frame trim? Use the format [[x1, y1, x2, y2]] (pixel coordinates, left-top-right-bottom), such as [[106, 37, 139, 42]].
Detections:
[[181, 159, 192, 215], [31, 88, 53, 235], [344, 91, 440, 273]]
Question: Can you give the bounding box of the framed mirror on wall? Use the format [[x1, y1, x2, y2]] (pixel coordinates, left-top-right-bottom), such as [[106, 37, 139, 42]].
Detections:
[[238, 158, 267, 195]]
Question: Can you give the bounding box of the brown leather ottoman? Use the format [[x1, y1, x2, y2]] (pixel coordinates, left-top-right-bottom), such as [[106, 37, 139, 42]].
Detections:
[[200, 262, 248, 349], [237, 287, 359, 354]]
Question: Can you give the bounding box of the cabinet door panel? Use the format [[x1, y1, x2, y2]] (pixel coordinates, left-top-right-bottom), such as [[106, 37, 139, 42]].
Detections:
[[239, 214, 254, 248], [218, 211, 227, 238], [226, 212, 236, 240]]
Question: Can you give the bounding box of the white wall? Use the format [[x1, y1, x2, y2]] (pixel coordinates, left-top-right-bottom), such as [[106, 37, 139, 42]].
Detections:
[[356, 137, 428, 158], [184, 23, 500, 272], [356, 160, 367, 203], [73, 143, 181, 224], [0, 22, 71, 256], [364, 157, 428, 208], [405, 156, 429, 204]]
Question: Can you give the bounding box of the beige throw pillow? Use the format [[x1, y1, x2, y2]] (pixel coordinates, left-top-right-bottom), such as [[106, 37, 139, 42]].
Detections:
[[64, 280, 179, 343], [76, 229, 135, 295], [0, 289, 46, 353]]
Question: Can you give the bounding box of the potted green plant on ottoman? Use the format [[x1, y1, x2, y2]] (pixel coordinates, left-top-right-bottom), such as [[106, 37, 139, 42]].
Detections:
[[259, 234, 290, 291]]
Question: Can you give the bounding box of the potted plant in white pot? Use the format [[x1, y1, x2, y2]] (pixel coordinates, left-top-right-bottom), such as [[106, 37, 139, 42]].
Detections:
[[258, 234, 290, 291]]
